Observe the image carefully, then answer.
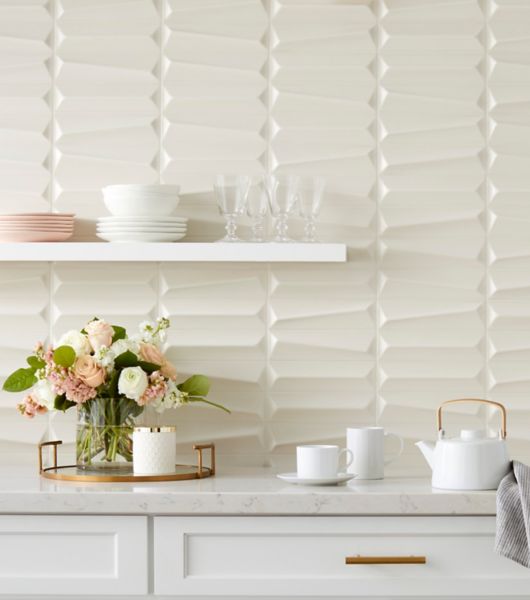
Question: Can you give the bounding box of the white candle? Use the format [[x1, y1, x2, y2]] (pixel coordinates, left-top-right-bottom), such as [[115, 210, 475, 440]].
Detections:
[[133, 427, 177, 475]]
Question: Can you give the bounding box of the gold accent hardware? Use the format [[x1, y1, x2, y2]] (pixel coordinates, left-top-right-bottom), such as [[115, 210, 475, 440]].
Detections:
[[345, 556, 426, 565], [437, 398, 507, 439], [133, 426, 176, 433], [37, 440, 216, 483]]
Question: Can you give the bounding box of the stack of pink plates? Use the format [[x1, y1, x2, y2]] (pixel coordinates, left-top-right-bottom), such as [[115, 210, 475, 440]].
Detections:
[[0, 213, 74, 242]]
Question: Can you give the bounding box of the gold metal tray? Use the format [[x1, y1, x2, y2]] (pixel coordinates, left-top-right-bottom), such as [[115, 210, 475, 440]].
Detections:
[[38, 440, 215, 483]]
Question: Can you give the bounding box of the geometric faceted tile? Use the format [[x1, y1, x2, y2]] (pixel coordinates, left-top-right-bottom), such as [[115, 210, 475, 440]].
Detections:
[[54, 0, 160, 239], [488, 0, 530, 461], [378, 0, 487, 472], [0, 2, 52, 214]]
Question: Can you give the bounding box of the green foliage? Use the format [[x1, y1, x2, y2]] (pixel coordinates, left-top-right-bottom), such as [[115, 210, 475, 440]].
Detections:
[[114, 350, 138, 369], [2, 368, 37, 392], [53, 345, 76, 368], [111, 325, 126, 343], [26, 356, 45, 370], [177, 374, 210, 398], [54, 395, 76, 412], [137, 360, 160, 374]]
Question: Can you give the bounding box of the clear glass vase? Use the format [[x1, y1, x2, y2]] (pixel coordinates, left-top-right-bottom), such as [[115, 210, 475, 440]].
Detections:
[[76, 397, 142, 471]]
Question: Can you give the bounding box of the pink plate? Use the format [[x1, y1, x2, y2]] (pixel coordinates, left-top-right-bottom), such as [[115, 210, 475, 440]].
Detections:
[[0, 225, 73, 231], [0, 231, 73, 242], [0, 213, 75, 219]]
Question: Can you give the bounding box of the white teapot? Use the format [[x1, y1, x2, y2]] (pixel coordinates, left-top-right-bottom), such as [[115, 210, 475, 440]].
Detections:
[[416, 399, 511, 491]]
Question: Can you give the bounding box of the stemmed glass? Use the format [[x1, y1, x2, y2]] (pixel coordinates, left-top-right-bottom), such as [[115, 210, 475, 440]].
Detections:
[[297, 177, 325, 242], [214, 175, 250, 242], [267, 175, 299, 242], [246, 177, 268, 242]]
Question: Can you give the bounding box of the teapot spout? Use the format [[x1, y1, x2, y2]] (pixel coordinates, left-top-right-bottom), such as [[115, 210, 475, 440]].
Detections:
[[415, 440, 435, 471]]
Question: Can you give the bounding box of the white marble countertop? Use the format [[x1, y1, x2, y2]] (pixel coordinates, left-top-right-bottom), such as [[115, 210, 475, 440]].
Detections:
[[0, 466, 496, 515]]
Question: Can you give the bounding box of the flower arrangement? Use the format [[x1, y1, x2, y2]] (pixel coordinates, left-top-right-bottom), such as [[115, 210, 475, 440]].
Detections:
[[3, 317, 228, 468]]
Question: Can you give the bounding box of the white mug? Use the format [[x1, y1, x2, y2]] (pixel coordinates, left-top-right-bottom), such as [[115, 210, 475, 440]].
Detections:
[[297, 444, 353, 479], [347, 427, 404, 480]]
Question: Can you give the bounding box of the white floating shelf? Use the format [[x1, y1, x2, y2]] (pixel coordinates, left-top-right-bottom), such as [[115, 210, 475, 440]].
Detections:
[[0, 242, 347, 263]]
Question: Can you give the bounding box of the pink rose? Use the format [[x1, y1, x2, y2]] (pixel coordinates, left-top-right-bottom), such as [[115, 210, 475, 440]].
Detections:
[[74, 355, 106, 388], [139, 343, 177, 381], [85, 320, 114, 352], [139, 343, 164, 366]]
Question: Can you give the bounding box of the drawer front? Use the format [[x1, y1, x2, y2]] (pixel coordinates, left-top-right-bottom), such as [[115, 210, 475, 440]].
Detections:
[[154, 516, 530, 597], [0, 515, 147, 595]]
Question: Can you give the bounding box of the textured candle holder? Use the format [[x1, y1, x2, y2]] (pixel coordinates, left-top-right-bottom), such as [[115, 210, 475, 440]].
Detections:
[[133, 427, 177, 475]]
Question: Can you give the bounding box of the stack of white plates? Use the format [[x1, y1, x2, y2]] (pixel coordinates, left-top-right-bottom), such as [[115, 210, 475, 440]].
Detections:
[[0, 213, 74, 242], [96, 216, 188, 243]]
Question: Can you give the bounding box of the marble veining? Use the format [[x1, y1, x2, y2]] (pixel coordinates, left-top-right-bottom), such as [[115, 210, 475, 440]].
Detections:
[[0, 467, 496, 516]]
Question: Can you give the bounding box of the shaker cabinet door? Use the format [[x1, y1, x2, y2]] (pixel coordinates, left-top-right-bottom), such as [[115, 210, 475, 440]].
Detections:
[[153, 516, 530, 597], [0, 515, 148, 595]]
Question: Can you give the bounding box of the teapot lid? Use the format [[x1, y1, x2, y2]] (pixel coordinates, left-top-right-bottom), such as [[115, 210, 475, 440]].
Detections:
[[440, 428, 502, 443]]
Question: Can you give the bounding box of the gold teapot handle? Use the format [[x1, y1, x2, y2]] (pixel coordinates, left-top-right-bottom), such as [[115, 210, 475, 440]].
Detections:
[[437, 399, 507, 439]]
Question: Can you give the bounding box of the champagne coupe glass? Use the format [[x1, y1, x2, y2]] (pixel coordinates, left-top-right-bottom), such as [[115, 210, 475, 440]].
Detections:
[[214, 175, 250, 242], [268, 174, 299, 243], [297, 177, 326, 242], [246, 176, 268, 242]]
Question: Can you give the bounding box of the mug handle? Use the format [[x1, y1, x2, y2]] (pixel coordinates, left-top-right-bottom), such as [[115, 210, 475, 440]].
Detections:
[[384, 432, 404, 465], [339, 448, 354, 470]]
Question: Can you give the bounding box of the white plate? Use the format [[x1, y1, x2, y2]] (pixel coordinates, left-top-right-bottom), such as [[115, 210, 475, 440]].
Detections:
[[97, 227, 187, 234], [97, 223, 187, 230], [98, 216, 188, 224], [97, 231, 186, 243], [103, 184, 180, 195], [276, 472, 356, 486]]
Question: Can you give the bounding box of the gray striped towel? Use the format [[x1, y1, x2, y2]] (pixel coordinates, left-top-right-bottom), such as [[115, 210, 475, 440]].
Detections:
[[496, 461, 530, 568]]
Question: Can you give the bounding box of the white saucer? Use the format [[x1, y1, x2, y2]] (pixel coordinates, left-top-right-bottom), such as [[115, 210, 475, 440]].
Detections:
[[276, 472, 356, 486]]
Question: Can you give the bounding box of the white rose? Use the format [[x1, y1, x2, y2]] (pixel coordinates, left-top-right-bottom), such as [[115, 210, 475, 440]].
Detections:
[[57, 330, 91, 357], [32, 379, 56, 410], [118, 367, 148, 401]]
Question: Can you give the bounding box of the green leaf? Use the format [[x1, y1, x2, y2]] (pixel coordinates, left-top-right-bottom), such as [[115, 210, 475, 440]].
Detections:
[[188, 397, 231, 414], [54, 395, 76, 412], [111, 325, 126, 343], [114, 350, 139, 369], [26, 356, 45, 370], [3, 368, 37, 393], [53, 345, 76, 368], [177, 374, 210, 398], [138, 360, 161, 374]]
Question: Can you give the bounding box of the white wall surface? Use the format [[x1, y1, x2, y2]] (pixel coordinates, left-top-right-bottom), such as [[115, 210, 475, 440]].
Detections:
[[0, 0, 528, 472]]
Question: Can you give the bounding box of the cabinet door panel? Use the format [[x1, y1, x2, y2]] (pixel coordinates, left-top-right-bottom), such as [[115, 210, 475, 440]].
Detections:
[[0, 515, 147, 595], [154, 516, 530, 597]]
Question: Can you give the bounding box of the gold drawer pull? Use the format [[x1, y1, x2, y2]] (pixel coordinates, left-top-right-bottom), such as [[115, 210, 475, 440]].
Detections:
[[345, 556, 426, 565]]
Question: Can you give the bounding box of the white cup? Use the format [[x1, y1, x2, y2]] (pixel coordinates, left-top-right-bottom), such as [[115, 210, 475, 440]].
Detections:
[[347, 427, 404, 480], [296, 444, 353, 479]]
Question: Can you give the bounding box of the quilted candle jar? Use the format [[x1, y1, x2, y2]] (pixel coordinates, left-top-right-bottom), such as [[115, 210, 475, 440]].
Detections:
[[132, 427, 177, 475]]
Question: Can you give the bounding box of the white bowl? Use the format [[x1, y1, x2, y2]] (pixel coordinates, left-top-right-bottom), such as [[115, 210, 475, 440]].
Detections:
[[103, 192, 179, 217], [103, 184, 180, 196]]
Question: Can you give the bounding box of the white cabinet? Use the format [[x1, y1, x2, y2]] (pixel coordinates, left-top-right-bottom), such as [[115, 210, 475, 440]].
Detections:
[[0, 515, 148, 595], [153, 516, 530, 597]]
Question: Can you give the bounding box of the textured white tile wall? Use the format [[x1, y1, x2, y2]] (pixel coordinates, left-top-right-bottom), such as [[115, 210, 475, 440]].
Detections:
[[0, 0, 528, 471]]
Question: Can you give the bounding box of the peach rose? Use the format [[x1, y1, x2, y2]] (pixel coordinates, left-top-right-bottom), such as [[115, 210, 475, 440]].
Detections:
[[74, 355, 106, 388], [85, 320, 114, 352], [139, 343, 177, 381]]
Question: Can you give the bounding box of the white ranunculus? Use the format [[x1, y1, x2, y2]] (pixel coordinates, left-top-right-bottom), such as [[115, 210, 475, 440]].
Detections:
[[57, 330, 91, 357], [118, 366, 148, 401], [110, 338, 139, 358], [32, 379, 56, 410]]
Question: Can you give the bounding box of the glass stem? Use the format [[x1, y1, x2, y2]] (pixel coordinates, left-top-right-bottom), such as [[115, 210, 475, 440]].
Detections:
[[275, 214, 289, 241], [304, 217, 316, 242], [225, 215, 238, 241], [251, 218, 264, 242]]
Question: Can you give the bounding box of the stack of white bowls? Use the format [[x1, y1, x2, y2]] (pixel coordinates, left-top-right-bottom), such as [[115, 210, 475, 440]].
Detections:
[[98, 184, 187, 243]]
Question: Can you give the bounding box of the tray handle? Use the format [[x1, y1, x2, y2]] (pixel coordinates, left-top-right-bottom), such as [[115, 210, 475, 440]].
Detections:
[[193, 443, 216, 477], [38, 440, 62, 473]]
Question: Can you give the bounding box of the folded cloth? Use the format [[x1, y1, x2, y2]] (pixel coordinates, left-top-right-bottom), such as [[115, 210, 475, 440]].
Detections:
[[495, 461, 530, 568]]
